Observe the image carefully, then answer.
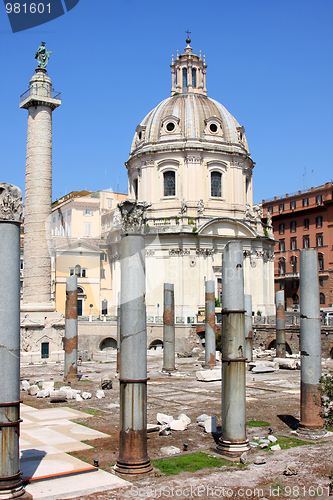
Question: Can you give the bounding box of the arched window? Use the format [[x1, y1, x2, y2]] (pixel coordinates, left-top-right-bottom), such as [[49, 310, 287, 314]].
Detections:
[[182, 67, 187, 89], [211, 171, 222, 197], [290, 256, 297, 274], [278, 257, 286, 276], [133, 178, 138, 200], [292, 293, 299, 305], [164, 171, 175, 196], [192, 68, 197, 87], [320, 293, 325, 305], [318, 253, 324, 271]]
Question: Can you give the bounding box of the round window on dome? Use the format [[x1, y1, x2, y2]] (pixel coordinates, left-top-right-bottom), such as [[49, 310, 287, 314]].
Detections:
[[209, 123, 218, 133], [166, 122, 175, 132]]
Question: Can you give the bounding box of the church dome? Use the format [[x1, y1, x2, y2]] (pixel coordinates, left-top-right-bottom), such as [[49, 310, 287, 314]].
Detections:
[[130, 93, 249, 157], [129, 38, 249, 161]]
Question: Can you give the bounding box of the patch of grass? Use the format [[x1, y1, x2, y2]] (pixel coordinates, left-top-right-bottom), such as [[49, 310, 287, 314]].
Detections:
[[275, 435, 310, 450], [246, 420, 270, 427], [72, 420, 95, 429], [85, 408, 100, 415], [151, 452, 236, 476]]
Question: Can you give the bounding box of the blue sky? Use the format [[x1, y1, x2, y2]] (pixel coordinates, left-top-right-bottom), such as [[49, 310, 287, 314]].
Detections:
[[1, 0, 332, 204]]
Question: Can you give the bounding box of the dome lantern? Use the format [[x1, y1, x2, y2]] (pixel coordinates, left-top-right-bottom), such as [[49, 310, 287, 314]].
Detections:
[[170, 36, 207, 96]]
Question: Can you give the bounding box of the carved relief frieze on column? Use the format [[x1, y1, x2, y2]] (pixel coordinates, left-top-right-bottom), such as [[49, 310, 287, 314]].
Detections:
[[118, 200, 152, 234], [0, 183, 23, 222]]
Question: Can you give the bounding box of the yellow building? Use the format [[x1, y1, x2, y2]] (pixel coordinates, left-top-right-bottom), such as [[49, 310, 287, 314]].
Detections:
[[50, 189, 127, 316]]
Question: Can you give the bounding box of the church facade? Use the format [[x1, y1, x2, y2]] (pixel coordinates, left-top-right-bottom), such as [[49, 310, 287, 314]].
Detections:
[[107, 38, 275, 322]]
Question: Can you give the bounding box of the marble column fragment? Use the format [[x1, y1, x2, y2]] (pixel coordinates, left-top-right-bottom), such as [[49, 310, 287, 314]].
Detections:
[[217, 241, 250, 457], [298, 249, 324, 437], [204, 280, 216, 368], [0, 183, 32, 500], [115, 200, 153, 476], [244, 294, 253, 362], [64, 275, 78, 382], [163, 283, 175, 372], [275, 290, 286, 358]]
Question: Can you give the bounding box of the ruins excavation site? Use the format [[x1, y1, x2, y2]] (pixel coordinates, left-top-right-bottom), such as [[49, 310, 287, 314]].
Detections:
[[19, 348, 333, 500]]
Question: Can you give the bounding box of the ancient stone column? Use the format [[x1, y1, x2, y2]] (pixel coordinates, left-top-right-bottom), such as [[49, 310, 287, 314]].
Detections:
[[64, 275, 78, 382], [116, 304, 120, 374], [275, 290, 286, 358], [217, 241, 249, 457], [115, 200, 153, 476], [0, 183, 32, 500], [298, 249, 324, 437], [163, 283, 175, 372], [20, 65, 61, 311], [204, 280, 216, 368], [244, 294, 253, 362]]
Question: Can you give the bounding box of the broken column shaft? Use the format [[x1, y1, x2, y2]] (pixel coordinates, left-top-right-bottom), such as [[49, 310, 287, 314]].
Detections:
[[244, 294, 253, 362], [217, 241, 249, 457], [115, 200, 152, 476], [298, 249, 324, 436], [0, 183, 32, 500], [204, 280, 216, 368], [64, 275, 78, 382], [275, 290, 286, 358], [163, 283, 175, 372]]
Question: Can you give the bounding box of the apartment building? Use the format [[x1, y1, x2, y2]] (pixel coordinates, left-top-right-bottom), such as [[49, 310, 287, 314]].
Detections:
[[262, 182, 333, 311]]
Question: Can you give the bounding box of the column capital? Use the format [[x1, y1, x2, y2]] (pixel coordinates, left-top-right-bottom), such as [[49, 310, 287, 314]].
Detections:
[[0, 183, 23, 223], [118, 200, 151, 235]]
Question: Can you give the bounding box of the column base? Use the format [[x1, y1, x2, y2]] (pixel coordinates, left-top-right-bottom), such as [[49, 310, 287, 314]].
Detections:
[[114, 458, 153, 477], [296, 425, 326, 440], [216, 439, 250, 457], [0, 479, 33, 500]]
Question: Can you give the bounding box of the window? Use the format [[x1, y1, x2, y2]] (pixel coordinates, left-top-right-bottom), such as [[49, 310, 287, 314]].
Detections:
[[316, 194, 322, 205], [304, 218, 309, 230], [41, 342, 49, 359], [280, 282, 285, 290], [318, 253, 324, 271], [268, 206, 273, 214], [319, 279, 323, 287], [133, 178, 138, 199], [290, 221, 297, 232], [83, 209, 93, 215], [100, 269, 105, 279], [279, 203, 284, 213], [292, 281, 298, 289], [107, 218, 111, 228], [290, 256, 298, 273], [303, 235, 310, 249], [316, 216, 323, 228], [278, 258, 285, 275], [192, 68, 197, 87], [84, 223, 91, 237], [303, 198, 309, 207], [279, 239, 285, 252], [102, 299, 108, 315], [107, 199, 112, 208], [70, 265, 87, 278], [293, 293, 299, 305], [290, 200, 296, 210], [164, 171, 176, 196], [211, 171, 222, 197], [20, 258, 24, 270], [100, 252, 107, 262], [279, 223, 285, 234], [290, 237, 297, 250], [182, 67, 187, 88], [316, 233, 323, 247], [320, 293, 325, 305]]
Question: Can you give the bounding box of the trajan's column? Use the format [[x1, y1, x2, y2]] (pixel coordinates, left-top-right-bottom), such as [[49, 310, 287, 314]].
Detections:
[[20, 43, 64, 361]]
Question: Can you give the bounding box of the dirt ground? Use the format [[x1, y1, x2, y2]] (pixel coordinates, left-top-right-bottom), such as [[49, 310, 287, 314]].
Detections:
[[21, 351, 333, 500]]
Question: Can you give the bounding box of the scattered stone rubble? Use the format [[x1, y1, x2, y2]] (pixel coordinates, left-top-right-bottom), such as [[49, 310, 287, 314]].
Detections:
[[20, 380, 102, 401]]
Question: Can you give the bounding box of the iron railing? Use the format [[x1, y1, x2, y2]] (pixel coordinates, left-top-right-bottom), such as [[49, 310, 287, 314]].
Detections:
[[20, 85, 61, 103]]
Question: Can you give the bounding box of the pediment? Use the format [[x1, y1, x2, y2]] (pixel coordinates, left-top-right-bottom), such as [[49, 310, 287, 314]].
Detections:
[[198, 218, 257, 238]]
